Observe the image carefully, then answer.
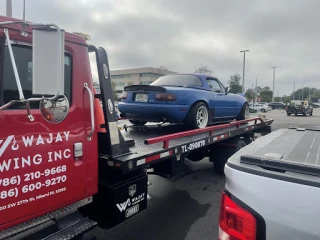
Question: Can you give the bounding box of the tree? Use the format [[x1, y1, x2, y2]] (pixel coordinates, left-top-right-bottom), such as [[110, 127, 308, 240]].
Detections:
[[245, 88, 255, 102], [259, 87, 273, 102], [194, 64, 213, 75], [274, 97, 282, 102], [111, 81, 118, 101], [228, 73, 242, 93], [255, 86, 262, 93], [157, 65, 168, 71], [110, 81, 119, 101]]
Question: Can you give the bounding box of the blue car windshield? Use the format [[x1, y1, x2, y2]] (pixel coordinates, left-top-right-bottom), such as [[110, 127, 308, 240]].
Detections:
[[151, 75, 202, 87]]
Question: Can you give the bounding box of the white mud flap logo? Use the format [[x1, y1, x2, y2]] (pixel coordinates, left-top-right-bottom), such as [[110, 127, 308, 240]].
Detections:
[[129, 184, 136, 197], [0, 135, 18, 157], [125, 204, 139, 218], [116, 198, 131, 212]]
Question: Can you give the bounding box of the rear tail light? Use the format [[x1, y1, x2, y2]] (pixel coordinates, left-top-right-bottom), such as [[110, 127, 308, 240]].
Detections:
[[122, 92, 128, 99], [155, 93, 176, 101], [219, 192, 256, 240]]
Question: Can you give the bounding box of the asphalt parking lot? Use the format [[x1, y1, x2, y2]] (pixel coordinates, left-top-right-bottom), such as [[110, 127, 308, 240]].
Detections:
[[91, 108, 320, 240]]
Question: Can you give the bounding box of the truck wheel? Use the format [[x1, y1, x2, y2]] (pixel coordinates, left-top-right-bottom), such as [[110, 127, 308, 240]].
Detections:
[[303, 112, 306, 116], [186, 102, 209, 129], [129, 120, 147, 126], [236, 103, 250, 120], [287, 113, 291, 116], [310, 111, 313, 116], [261, 109, 266, 113], [210, 139, 246, 175]]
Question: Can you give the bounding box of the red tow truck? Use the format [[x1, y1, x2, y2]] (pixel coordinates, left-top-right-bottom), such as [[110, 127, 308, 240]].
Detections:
[[0, 16, 273, 240]]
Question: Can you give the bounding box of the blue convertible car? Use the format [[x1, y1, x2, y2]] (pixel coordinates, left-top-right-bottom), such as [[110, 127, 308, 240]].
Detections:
[[118, 73, 249, 129]]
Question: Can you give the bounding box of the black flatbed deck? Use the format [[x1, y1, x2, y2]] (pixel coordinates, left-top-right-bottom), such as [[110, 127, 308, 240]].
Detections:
[[101, 118, 273, 173]]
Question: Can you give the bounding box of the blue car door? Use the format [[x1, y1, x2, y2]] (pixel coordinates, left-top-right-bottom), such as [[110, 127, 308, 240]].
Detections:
[[206, 77, 237, 119]]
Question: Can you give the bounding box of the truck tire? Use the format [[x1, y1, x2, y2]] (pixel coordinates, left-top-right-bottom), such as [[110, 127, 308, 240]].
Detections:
[[236, 103, 250, 120], [310, 111, 313, 116], [129, 120, 147, 126], [287, 113, 291, 116], [186, 102, 209, 129], [261, 108, 266, 113], [210, 139, 246, 175], [303, 112, 306, 116]]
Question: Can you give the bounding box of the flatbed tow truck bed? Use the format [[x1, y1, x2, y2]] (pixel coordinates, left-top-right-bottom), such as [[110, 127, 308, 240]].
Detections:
[[101, 117, 274, 174]]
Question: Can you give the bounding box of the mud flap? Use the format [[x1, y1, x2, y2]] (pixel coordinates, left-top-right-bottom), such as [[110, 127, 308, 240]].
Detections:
[[85, 172, 148, 229]]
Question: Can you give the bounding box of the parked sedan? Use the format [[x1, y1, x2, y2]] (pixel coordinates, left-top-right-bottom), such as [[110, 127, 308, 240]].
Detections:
[[249, 103, 272, 112], [118, 74, 249, 129]]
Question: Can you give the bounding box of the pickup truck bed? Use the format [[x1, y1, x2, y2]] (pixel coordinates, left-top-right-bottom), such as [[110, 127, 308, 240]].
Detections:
[[225, 128, 320, 240]]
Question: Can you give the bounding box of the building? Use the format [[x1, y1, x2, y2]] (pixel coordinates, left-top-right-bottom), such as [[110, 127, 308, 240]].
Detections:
[[111, 67, 176, 99]]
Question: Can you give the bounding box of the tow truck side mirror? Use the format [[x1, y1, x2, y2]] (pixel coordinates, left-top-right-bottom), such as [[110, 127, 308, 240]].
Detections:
[[32, 28, 65, 96]]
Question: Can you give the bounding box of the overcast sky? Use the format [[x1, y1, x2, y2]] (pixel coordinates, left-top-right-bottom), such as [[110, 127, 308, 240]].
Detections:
[[1, 0, 319, 96]]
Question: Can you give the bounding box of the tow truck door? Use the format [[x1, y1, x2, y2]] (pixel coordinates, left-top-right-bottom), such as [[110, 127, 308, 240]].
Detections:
[[0, 42, 93, 228]]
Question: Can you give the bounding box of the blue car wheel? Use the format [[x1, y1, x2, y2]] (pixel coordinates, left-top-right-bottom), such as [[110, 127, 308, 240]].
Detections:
[[186, 102, 209, 129]]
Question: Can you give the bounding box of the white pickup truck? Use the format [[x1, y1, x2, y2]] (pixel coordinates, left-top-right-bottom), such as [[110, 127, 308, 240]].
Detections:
[[219, 127, 320, 240]]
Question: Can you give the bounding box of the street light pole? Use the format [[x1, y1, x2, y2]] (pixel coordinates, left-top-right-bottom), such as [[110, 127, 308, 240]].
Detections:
[[255, 78, 258, 102], [271, 66, 278, 102], [293, 81, 295, 100], [6, 0, 12, 17], [240, 50, 249, 93]]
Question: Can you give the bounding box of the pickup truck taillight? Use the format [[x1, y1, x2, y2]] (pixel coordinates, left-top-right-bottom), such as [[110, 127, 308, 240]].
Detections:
[[219, 192, 256, 240]]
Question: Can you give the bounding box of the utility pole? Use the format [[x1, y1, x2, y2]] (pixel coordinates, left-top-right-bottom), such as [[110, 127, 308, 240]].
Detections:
[[252, 84, 254, 109], [240, 50, 249, 93], [6, 0, 12, 17], [255, 78, 258, 102], [293, 81, 295, 100], [271, 66, 278, 102]]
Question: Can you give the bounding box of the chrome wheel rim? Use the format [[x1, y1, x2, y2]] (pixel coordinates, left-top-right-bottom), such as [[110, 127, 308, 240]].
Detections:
[[245, 105, 250, 119], [196, 106, 208, 128]]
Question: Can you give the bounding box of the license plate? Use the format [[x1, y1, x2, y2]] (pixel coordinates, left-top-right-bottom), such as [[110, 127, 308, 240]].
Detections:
[[135, 93, 148, 102]]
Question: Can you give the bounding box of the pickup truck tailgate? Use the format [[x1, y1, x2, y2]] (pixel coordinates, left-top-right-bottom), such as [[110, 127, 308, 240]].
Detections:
[[225, 128, 320, 240]]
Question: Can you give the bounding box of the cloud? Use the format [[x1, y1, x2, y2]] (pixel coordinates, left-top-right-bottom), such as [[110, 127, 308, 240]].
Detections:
[[0, 0, 319, 95]]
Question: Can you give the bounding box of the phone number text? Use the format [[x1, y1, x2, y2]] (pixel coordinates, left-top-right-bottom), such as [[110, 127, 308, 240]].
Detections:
[[0, 165, 67, 187], [0, 175, 67, 200]]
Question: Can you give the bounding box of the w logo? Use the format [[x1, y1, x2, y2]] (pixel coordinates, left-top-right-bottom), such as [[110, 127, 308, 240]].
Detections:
[[0, 135, 15, 157], [116, 199, 131, 212]]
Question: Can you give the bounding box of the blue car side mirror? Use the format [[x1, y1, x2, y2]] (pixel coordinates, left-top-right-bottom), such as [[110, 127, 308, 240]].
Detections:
[[225, 87, 230, 94]]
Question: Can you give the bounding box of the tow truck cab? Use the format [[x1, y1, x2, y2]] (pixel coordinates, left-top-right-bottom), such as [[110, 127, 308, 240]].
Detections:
[[0, 15, 100, 231], [0, 15, 146, 239]]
